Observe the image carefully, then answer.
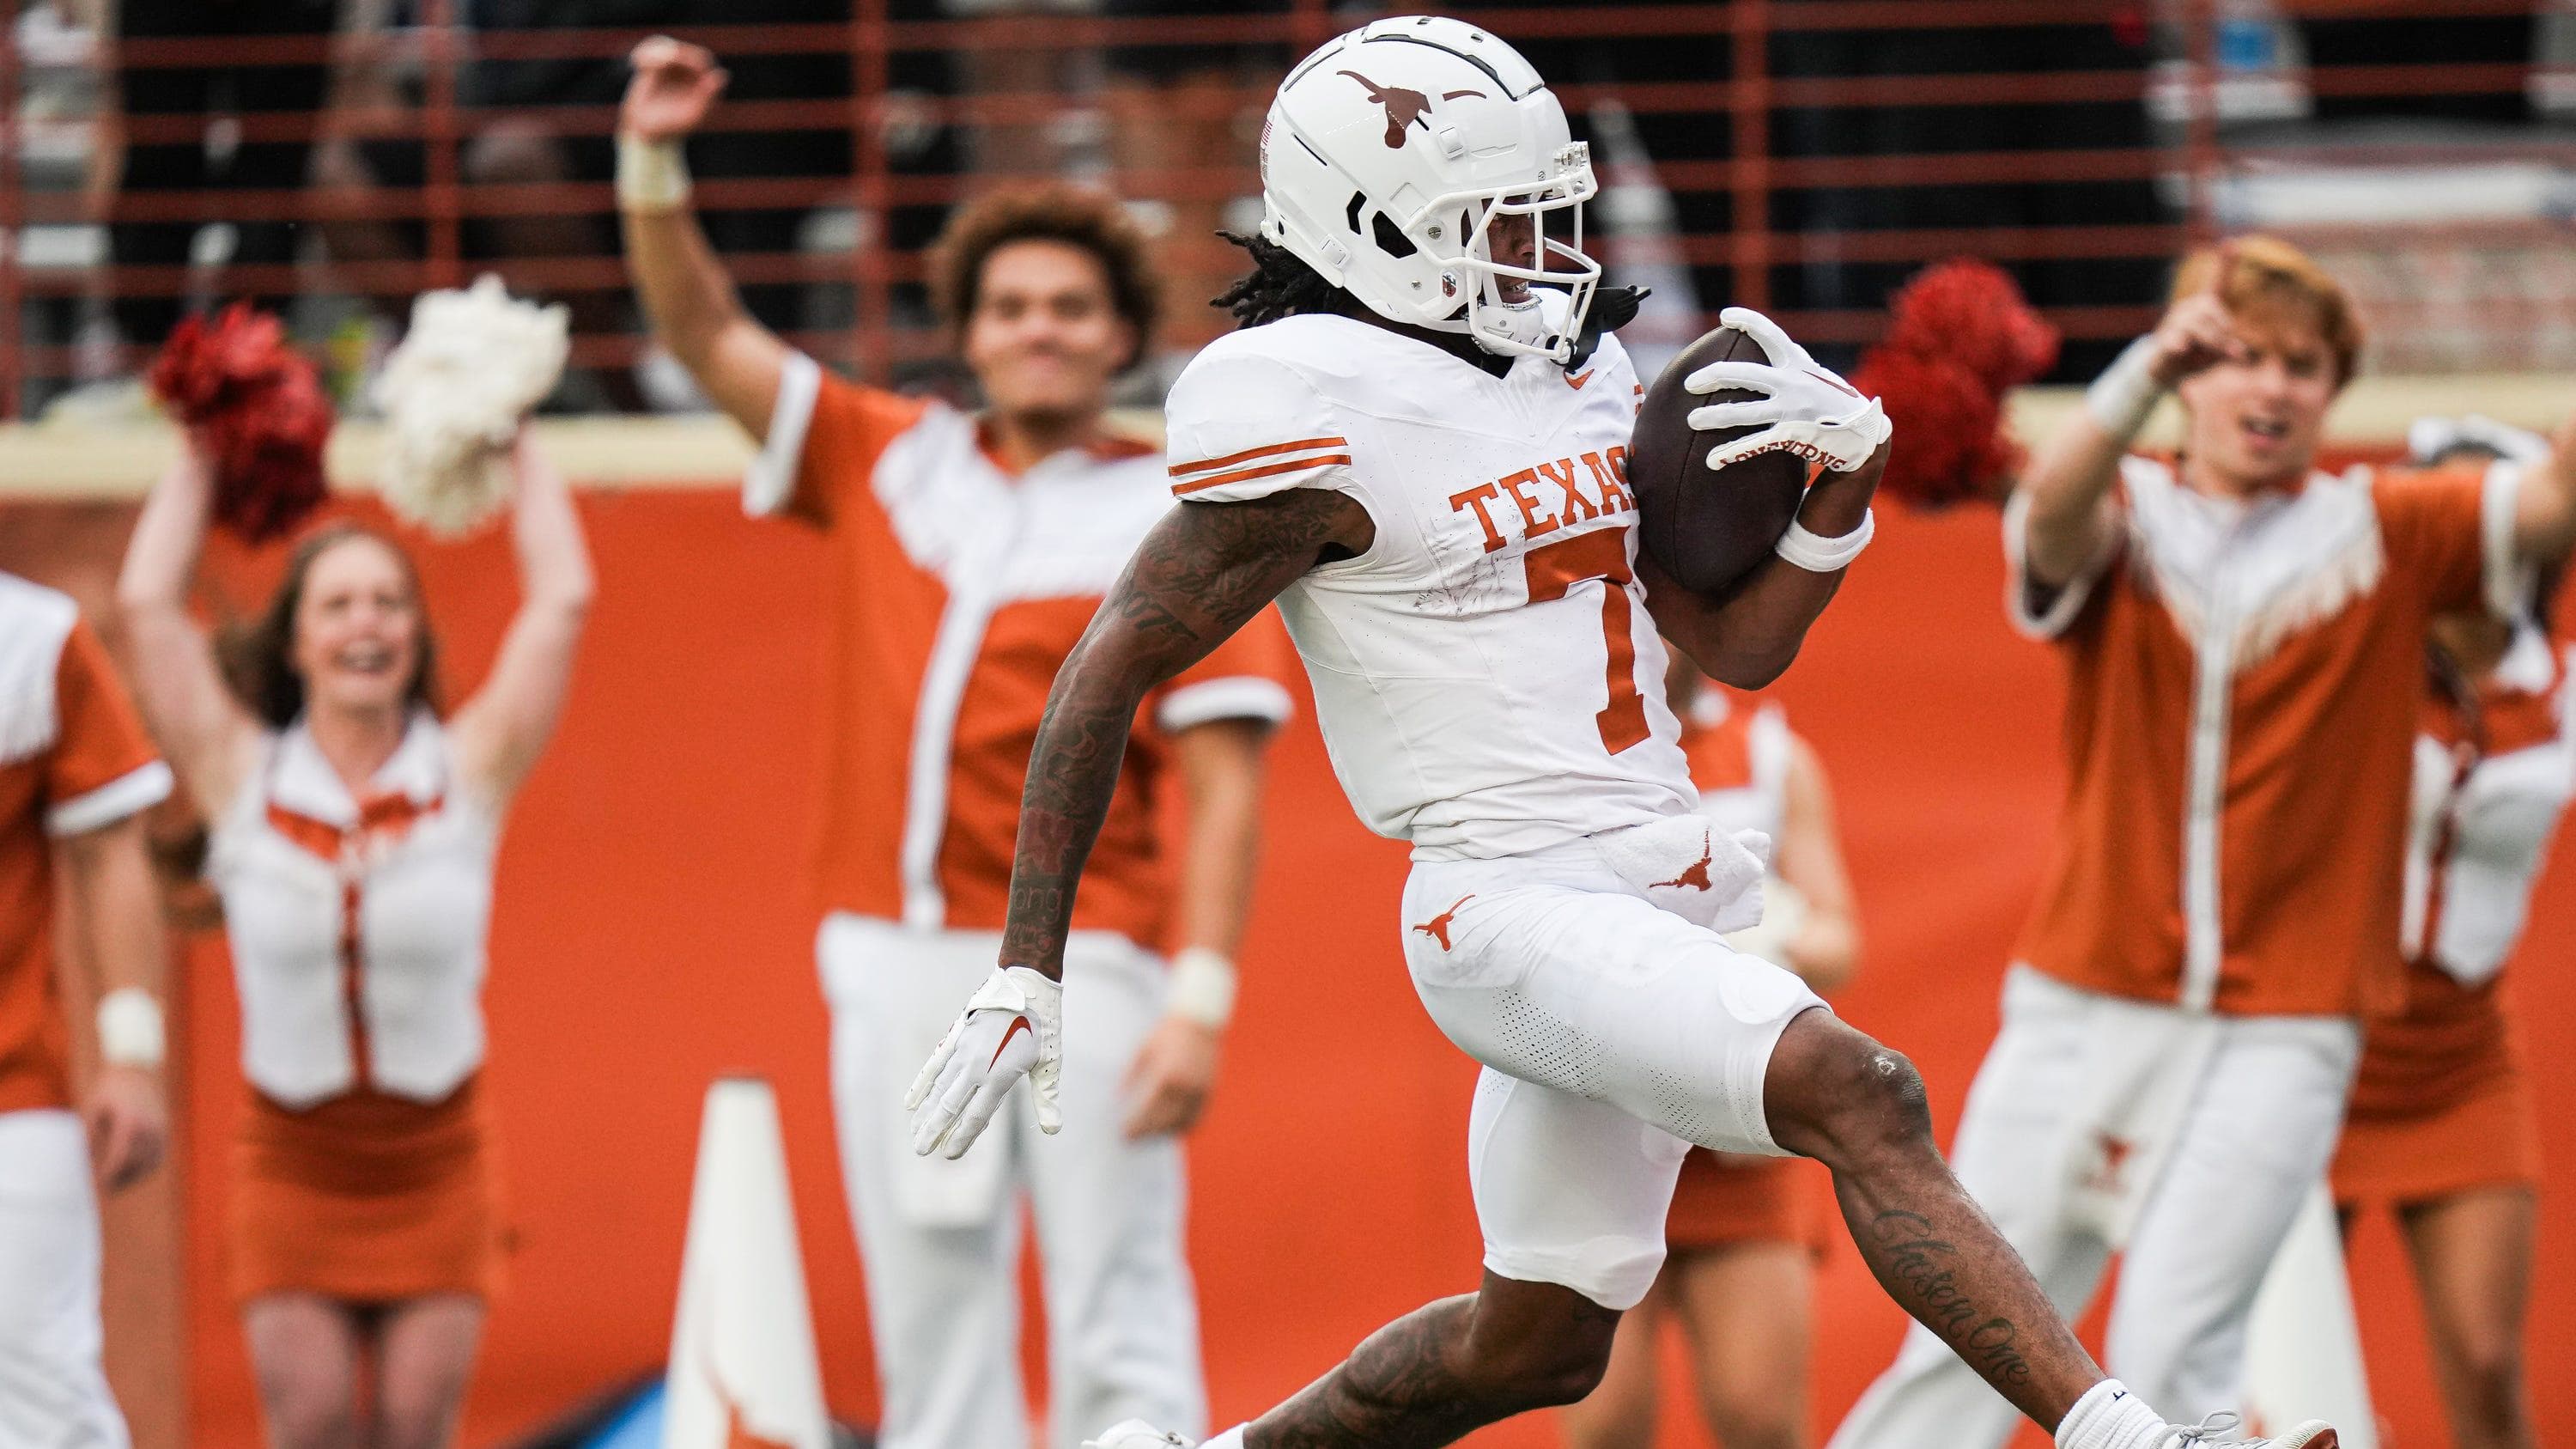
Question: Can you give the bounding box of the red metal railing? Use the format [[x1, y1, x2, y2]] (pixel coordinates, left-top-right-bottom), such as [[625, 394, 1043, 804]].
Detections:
[[0, 0, 2559, 414]]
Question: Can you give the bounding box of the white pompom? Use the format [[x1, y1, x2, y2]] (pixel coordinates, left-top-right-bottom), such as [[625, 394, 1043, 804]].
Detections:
[[372, 274, 569, 536]]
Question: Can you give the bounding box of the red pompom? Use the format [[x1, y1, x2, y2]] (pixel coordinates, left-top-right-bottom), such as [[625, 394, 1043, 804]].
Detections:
[[1856, 258, 2057, 508], [149, 304, 333, 542], [1850, 349, 2020, 509], [1880, 258, 2060, 395]]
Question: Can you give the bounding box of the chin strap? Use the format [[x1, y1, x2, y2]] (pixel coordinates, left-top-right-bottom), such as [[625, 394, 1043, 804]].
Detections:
[[1566, 285, 1650, 370]]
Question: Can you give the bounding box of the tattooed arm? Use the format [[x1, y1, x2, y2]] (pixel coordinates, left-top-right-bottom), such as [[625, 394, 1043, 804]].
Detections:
[[908, 454, 1366, 1159], [1003, 489, 1370, 978], [1643, 440, 1887, 690]]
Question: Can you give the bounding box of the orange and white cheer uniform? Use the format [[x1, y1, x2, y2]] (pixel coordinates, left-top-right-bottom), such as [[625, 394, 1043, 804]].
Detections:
[[1666, 695, 1833, 1259], [2240, 622, 2569, 1434], [748, 353, 1296, 1449], [2334, 625, 2570, 1206], [206, 710, 505, 1306], [1832, 454, 2526, 1449], [1163, 304, 1826, 1315], [0, 571, 171, 1448]]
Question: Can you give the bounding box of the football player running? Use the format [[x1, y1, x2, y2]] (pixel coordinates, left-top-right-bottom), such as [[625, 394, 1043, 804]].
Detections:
[[911, 17, 2338, 1449]]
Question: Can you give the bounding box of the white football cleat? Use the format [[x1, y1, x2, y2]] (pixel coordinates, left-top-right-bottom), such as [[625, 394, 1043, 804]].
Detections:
[[2162, 1414, 2338, 1447], [1083, 1422, 1195, 1449]]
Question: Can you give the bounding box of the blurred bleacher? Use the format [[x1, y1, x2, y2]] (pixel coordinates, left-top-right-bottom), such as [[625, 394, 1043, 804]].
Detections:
[[9, 9, 2576, 1448], [0, 0, 2568, 422]]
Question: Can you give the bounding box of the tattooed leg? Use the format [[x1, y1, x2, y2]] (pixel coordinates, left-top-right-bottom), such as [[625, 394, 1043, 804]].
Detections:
[[1244, 1274, 1619, 1449], [1763, 1010, 2105, 1430]]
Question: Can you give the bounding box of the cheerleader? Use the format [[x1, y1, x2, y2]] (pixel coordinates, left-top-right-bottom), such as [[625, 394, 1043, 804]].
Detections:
[[1559, 661, 1861, 1449], [116, 431, 592, 1449], [2333, 417, 2564, 1449]]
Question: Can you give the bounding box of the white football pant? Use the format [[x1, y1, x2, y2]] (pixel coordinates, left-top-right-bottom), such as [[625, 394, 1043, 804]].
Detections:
[[1828, 971, 2359, 1449], [0, 1109, 130, 1449], [821, 915, 1204, 1449], [1400, 836, 1826, 1312]]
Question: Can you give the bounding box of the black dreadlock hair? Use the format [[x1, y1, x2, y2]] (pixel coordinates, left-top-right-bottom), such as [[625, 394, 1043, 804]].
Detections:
[[1212, 229, 1360, 330], [1208, 227, 1650, 368]]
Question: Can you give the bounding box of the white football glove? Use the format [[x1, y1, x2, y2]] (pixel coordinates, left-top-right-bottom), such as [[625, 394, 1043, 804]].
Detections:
[[1684, 307, 1892, 474], [907, 965, 1063, 1160]]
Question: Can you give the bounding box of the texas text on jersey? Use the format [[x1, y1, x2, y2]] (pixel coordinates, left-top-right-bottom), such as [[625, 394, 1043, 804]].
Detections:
[[1163, 307, 1696, 862]]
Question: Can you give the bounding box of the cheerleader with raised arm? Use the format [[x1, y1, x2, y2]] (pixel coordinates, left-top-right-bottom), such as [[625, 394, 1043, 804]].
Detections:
[[117, 422, 591, 1449]]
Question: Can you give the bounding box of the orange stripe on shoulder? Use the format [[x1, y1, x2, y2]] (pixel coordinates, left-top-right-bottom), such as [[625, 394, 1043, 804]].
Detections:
[[265, 805, 345, 864], [2478, 688, 2563, 757], [1172, 454, 1353, 496], [1169, 435, 1349, 478]]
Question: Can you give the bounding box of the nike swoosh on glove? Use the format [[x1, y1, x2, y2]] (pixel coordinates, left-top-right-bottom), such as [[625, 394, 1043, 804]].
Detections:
[[1683, 307, 1893, 474], [907, 965, 1064, 1160]]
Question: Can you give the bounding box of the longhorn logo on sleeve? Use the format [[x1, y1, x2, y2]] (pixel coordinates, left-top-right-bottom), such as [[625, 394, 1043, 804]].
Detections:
[[1338, 70, 1487, 148]]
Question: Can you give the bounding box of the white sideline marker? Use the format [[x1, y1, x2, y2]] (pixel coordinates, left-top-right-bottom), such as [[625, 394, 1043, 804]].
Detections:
[[662, 1076, 832, 1449]]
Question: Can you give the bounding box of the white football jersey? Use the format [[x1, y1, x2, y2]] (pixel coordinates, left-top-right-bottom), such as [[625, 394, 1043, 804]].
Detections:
[[1164, 311, 1698, 860]]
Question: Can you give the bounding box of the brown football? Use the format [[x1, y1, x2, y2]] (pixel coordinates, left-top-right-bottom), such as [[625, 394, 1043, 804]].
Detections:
[[1630, 326, 1809, 596]]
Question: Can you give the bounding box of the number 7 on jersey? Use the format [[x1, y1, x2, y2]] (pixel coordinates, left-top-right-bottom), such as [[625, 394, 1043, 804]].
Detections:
[[1523, 525, 1651, 754]]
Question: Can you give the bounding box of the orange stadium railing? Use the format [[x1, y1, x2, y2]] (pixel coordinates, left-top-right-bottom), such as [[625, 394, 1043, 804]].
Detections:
[[0, 0, 2561, 416]]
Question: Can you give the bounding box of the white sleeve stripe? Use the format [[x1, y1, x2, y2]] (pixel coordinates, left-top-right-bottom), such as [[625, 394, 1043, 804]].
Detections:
[[744, 351, 824, 519], [1157, 678, 1296, 734], [2002, 487, 2115, 640], [46, 760, 173, 837], [2482, 458, 2533, 621]]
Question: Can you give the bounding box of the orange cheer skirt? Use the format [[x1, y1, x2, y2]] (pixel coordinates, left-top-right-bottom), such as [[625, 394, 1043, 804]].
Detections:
[[2330, 963, 2539, 1208], [1666, 1148, 1835, 1258], [230, 1075, 506, 1306]]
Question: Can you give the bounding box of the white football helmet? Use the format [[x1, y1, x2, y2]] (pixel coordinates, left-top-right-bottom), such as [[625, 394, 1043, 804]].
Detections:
[[1259, 15, 1601, 363]]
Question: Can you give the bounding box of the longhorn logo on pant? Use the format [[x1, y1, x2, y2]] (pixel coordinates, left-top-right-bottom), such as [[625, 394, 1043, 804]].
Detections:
[[1413, 893, 1477, 951], [1338, 70, 1487, 148]]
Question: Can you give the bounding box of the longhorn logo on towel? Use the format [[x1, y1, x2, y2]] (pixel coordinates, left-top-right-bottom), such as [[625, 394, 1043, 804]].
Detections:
[[1650, 830, 1718, 892]]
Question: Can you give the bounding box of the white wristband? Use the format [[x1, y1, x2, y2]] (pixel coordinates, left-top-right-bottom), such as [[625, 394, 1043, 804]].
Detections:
[[96, 988, 165, 1069], [1165, 947, 1237, 1030], [1775, 508, 1874, 573], [617, 133, 692, 212], [2084, 334, 2167, 441]]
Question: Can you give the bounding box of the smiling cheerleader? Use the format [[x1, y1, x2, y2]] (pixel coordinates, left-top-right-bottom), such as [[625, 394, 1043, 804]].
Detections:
[[115, 421, 592, 1449]]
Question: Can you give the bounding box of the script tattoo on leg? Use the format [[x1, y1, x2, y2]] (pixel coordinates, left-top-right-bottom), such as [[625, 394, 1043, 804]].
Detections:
[[1867, 1209, 2034, 1389]]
